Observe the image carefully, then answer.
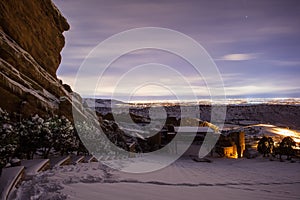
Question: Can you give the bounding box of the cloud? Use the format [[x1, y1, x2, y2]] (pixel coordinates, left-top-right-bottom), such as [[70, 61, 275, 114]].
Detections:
[[218, 53, 258, 61]]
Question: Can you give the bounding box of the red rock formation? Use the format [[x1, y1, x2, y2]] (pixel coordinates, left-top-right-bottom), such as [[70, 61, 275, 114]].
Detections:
[[0, 0, 80, 120], [0, 0, 69, 77]]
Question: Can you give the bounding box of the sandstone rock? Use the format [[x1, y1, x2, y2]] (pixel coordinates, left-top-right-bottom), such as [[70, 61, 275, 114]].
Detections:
[[0, 0, 69, 77], [0, 0, 78, 121]]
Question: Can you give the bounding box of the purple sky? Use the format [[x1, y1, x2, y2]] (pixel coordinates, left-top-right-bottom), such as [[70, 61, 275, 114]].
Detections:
[[53, 0, 300, 100]]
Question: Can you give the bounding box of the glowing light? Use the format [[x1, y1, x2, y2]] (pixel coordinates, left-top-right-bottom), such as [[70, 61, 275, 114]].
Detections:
[[271, 128, 300, 143], [254, 124, 276, 128]]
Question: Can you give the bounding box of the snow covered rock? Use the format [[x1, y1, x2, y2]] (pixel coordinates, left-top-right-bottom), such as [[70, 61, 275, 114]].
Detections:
[[0, 0, 81, 121]]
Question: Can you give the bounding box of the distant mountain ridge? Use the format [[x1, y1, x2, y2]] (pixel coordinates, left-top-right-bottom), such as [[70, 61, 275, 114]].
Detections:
[[84, 98, 127, 108], [87, 98, 300, 130]]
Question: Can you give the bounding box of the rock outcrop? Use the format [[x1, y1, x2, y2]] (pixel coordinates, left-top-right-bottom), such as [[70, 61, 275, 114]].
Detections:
[[0, 0, 79, 120], [0, 0, 69, 77]]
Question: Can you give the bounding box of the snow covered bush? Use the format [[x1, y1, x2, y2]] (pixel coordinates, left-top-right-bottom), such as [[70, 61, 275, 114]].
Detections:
[[17, 114, 80, 159], [46, 115, 79, 157], [0, 108, 18, 174], [1, 107, 84, 169], [17, 114, 45, 159]]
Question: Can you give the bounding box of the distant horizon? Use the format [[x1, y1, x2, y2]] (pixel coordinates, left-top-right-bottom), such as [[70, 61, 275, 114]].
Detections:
[[83, 96, 300, 104]]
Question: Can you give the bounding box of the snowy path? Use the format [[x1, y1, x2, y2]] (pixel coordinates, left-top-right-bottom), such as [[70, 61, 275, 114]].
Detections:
[[13, 157, 300, 200]]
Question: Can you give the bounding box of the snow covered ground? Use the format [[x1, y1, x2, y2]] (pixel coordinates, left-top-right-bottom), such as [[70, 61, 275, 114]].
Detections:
[[12, 156, 300, 200]]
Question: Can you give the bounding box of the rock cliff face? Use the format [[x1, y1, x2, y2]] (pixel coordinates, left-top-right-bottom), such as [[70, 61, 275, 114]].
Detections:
[[0, 0, 79, 119]]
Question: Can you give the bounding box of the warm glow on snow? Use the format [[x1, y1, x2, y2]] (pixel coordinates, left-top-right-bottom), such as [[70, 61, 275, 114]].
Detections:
[[255, 124, 276, 128], [271, 128, 300, 143], [252, 124, 300, 143]]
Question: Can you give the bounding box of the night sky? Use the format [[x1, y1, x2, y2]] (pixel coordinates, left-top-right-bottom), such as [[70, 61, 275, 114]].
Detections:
[[53, 0, 300, 101]]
